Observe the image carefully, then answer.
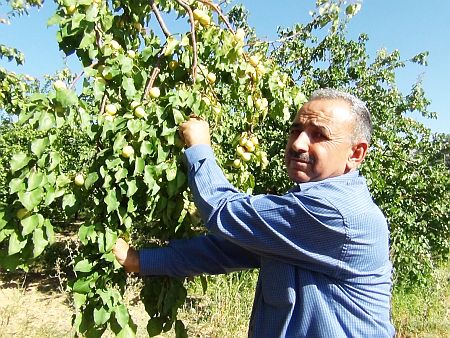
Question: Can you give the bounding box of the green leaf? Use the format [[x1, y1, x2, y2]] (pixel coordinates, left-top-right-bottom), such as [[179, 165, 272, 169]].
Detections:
[[73, 292, 87, 309], [71, 13, 85, 29], [117, 324, 136, 338], [118, 55, 134, 74], [144, 165, 156, 190], [11, 152, 31, 172], [74, 258, 93, 273], [294, 90, 307, 107], [31, 138, 49, 158], [47, 13, 62, 26], [79, 31, 95, 49], [21, 214, 43, 236], [140, 141, 154, 157], [9, 178, 25, 194], [85, 172, 99, 189], [0, 228, 14, 243], [166, 163, 177, 181], [122, 77, 136, 99], [157, 143, 168, 163], [114, 304, 130, 328], [0, 210, 7, 231], [28, 171, 45, 191], [8, 232, 27, 255], [55, 88, 78, 107], [97, 230, 105, 253], [38, 112, 55, 131], [105, 229, 118, 252], [113, 133, 127, 153], [115, 168, 128, 183], [48, 151, 62, 171], [72, 277, 91, 294], [127, 120, 141, 135], [44, 186, 56, 206], [62, 193, 77, 212], [105, 189, 120, 213], [94, 306, 111, 326], [78, 224, 96, 245], [126, 179, 138, 197], [44, 219, 55, 245], [93, 78, 106, 99], [164, 37, 180, 56], [32, 228, 48, 258], [18, 187, 44, 210], [85, 5, 99, 22], [172, 109, 185, 125], [106, 157, 122, 170], [56, 174, 72, 187], [133, 157, 145, 175]]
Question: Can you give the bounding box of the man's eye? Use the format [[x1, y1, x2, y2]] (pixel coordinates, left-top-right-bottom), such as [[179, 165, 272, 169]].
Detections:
[[312, 131, 326, 140]]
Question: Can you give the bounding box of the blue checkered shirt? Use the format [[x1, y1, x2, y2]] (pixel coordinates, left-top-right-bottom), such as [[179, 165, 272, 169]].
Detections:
[[140, 144, 395, 337]]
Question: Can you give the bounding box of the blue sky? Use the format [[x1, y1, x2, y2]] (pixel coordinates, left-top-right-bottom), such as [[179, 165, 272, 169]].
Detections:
[[1, 0, 449, 134]]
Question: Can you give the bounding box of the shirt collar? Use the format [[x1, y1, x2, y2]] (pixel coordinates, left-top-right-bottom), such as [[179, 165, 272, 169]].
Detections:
[[291, 170, 361, 192]]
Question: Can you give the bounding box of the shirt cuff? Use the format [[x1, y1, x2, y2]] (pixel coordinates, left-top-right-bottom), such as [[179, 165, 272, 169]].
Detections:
[[184, 144, 215, 169]]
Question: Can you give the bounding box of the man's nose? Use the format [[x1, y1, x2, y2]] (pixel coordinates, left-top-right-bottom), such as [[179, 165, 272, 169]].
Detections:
[[291, 131, 310, 152]]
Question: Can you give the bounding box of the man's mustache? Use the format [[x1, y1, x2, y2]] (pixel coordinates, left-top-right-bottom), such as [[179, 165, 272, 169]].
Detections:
[[287, 150, 315, 164]]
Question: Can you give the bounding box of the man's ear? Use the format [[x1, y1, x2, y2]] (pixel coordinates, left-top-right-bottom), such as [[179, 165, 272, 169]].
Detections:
[[347, 140, 368, 170]]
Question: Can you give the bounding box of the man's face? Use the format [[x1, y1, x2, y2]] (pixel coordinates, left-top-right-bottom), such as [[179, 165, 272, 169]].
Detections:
[[285, 98, 356, 183]]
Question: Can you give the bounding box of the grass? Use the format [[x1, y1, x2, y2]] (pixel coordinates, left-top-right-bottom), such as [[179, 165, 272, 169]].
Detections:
[[391, 263, 450, 337], [178, 270, 258, 337]]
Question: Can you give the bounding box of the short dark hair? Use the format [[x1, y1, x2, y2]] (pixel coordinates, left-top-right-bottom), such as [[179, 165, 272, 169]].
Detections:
[[309, 88, 372, 144]]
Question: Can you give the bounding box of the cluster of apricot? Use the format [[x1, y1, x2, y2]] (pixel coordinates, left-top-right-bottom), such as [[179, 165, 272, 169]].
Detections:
[[232, 132, 269, 170]]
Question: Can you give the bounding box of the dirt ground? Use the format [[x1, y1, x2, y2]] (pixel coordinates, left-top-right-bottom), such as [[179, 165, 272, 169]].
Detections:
[[0, 271, 74, 337], [0, 271, 158, 338]]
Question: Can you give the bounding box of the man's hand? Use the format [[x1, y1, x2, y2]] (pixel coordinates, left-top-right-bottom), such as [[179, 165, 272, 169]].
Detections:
[[113, 238, 140, 273], [179, 117, 211, 147]]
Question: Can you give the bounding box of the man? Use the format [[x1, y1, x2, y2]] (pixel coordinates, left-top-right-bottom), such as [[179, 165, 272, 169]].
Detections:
[[113, 88, 395, 337]]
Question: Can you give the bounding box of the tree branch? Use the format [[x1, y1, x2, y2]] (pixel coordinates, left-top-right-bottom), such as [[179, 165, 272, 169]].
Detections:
[[150, 0, 171, 37], [173, 0, 197, 82], [99, 93, 108, 115], [94, 22, 103, 49], [143, 51, 164, 98]]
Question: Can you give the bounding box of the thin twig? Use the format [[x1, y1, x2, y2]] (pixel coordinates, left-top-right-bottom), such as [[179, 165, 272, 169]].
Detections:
[[70, 62, 97, 89], [173, 0, 198, 81], [150, 0, 171, 37]]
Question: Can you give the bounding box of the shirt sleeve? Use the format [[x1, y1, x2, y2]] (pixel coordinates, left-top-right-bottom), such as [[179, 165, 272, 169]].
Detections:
[[184, 144, 348, 274], [139, 234, 261, 277]]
